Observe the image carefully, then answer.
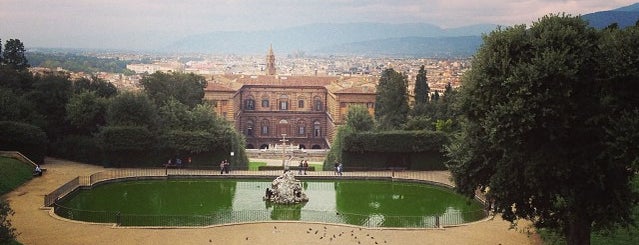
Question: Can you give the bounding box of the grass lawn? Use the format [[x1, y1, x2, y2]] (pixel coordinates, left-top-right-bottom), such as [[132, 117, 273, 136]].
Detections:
[[540, 176, 639, 244], [0, 156, 33, 195], [248, 161, 267, 171]]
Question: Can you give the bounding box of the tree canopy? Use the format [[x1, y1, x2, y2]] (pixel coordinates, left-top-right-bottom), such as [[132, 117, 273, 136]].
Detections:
[[374, 68, 409, 130], [2, 39, 29, 70], [446, 14, 639, 245], [413, 65, 429, 105], [140, 72, 206, 108]]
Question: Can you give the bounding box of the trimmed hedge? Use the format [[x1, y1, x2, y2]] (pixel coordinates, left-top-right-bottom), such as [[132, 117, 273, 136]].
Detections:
[[50, 135, 103, 165], [343, 130, 449, 153], [0, 121, 48, 164], [336, 130, 449, 170]]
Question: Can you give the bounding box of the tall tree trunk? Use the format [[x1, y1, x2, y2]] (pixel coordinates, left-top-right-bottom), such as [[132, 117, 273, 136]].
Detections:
[[566, 215, 591, 245]]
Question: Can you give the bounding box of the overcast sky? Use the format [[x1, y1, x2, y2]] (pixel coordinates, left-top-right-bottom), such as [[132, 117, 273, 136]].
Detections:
[[1, 0, 636, 50]]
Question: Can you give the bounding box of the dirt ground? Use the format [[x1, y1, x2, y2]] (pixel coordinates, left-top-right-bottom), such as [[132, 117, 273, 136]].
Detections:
[[3, 158, 541, 245]]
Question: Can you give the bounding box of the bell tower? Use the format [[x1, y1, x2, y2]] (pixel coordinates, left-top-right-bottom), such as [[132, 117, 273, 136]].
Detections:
[[266, 44, 276, 76]]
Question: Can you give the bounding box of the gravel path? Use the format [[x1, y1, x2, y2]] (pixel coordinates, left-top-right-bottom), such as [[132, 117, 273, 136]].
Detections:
[[3, 158, 541, 245]]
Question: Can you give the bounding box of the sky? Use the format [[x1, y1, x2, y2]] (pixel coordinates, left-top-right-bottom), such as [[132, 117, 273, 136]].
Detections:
[[0, 0, 637, 50]]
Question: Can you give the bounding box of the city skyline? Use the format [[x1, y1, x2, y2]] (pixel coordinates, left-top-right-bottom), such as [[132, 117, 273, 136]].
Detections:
[[1, 0, 637, 50]]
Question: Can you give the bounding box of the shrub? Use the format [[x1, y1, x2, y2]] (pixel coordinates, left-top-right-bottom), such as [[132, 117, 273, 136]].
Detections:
[[0, 121, 48, 164]]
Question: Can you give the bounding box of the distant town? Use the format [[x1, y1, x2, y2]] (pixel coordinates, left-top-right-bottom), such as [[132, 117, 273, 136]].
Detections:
[[29, 50, 470, 95]]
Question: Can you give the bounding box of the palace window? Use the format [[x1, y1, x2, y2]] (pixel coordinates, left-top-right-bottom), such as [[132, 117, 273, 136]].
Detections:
[[246, 120, 254, 136], [279, 94, 289, 110], [313, 121, 321, 137], [314, 97, 322, 111], [261, 119, 269, 135], [262, 99, 269, 108], [298, 100, 304, 108], [297, 120, 305, 135], [245, 99, 255, 110]]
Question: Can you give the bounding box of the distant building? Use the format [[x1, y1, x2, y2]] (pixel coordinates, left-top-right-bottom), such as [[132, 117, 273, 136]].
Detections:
[[204, 47, 376, 149]]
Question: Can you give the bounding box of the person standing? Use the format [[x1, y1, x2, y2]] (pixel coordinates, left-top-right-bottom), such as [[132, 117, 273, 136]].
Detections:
[[337, 162, 343, 176], [298, 160, 304, 175], [303, 160, 309, 175], [224, 159, 230, 174], [220, 160, 225, 174]]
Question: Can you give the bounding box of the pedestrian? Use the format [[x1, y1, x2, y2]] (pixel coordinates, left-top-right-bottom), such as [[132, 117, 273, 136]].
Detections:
[[298, 160, 304, 175], [334, 162, 339, 175], [224, 159, 230, 174], [220, 160, 225, 174], [337, 162, 343, 176], [303, 160, 309, 175]]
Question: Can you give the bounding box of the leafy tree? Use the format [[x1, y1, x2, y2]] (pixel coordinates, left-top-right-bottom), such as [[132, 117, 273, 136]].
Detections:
[[140, 72, 206, 108], [404, 115, 433, 131], [2, 39, 29, 70], [447, 15, 639, 245], [374, 68, 409, 130], [0, 38, 2, 64], [27, 72, 73, 140], [414, 65, 430, 105], [106, 91, 158, 128], [0, 87, 45, 127], [0, 200, 18, 244], [157, 97, 191, 131], [66, 91, 108, 134], [345, 105, 374, 132], [73, 76, 118, 98]]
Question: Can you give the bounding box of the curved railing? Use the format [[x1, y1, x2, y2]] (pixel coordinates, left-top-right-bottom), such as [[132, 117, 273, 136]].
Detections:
[[45, 168, 487, 228]]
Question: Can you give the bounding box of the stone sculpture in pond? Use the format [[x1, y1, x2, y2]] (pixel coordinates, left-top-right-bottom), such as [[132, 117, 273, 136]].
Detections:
[[264, 171, 309, 204]]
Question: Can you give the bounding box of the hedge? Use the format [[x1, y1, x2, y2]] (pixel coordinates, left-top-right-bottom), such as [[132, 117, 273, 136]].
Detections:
[[0, 121, 48, 164], [343, 130, 449, 153], [258, 165, 316, 171]]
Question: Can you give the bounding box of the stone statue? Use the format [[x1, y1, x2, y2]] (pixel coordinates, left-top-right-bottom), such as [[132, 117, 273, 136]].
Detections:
[[263, 171, 309, 204]]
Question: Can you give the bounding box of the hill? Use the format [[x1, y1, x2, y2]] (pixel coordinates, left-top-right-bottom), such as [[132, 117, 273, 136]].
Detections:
[[583, 3, 639, 29], [166, 22, 497, 57]]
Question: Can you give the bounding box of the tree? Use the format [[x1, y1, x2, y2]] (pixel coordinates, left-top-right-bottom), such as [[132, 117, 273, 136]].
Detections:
[[0, 200, 18, 244], [73, 76, 118, 98], [140, 72, 206, 108], [446, 15, 639, 245], [27, 72, 73, 140], [413, 65, 429, 105], [66, 91, 108, 134], [374, 68, 409, 130], [0, 38, 3, 64], [345, 105, 374, 132], [2, 39, 29, 70], [106, 91, 158, 129]]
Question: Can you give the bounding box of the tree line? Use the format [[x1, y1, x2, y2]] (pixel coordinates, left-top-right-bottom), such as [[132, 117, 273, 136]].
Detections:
[[0, 38, 247, 168]]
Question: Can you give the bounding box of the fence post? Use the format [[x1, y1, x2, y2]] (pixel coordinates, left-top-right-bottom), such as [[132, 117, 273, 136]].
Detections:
[[116, 212, 121, 225]]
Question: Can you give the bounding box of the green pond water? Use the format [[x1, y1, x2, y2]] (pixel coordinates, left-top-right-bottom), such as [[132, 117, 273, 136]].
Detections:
[[58, 179, 485, 227]]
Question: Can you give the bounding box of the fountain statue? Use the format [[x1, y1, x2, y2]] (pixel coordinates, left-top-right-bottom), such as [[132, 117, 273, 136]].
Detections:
[[263, 171, 309, 204]]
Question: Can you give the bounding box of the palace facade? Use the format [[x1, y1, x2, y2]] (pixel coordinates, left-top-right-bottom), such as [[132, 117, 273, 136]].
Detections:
[[204, 47, 376, 149]]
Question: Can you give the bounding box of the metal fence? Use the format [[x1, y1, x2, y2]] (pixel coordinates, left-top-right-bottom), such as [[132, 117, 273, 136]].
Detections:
[[45, 168, 485, 228]]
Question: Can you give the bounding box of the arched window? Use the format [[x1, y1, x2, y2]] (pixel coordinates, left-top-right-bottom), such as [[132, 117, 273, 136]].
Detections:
[[313, 121, 321, 137], [261, 98, 269, 108], [279, 94, 289, 110], [297, 120, 305, 136], [314, 96, 322, 111], [261, 119, 270, 135], [246, 120, 254, 136], [245, 96, 255, 110]]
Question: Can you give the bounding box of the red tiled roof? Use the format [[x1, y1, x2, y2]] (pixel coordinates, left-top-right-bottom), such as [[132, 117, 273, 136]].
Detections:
[[333, 85, 377, 94], [204, 83, 236, 92]]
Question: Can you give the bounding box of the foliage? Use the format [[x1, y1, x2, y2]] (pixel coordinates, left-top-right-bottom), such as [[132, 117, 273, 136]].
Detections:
[[345, 105, 374, 132], [324, 125, 354, 168], [405, 115, 434, 131], [413, 65, 429, 105], [27, 72, 73, 140], [2, 39, 28, 70], [106, 92, 158, 128], [66, 91, 108, 134], [0, 66, 33, 92], [49, 135, 103, 165], [26, 52, 135, 74], [0, 157, 33, 195], [0, 199, 18, 244], [374, 68, 409, 130], [343, 130, 449, 153], [140, 72, 206, 108], [0, 121, 48, 164], [447, 14, 639, 245], [99, 126, 155, 151], [73, 76, 118, 98], [160, 130, 218, 154]]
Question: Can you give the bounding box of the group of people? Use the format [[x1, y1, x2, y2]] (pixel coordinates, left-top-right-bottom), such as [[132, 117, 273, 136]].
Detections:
[[298, 160, 309, 175], [219, 159, 230, 174], [165, 156, 191, 168]]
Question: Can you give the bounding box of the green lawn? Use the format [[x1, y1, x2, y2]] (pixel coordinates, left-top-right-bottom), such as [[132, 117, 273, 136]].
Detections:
[[0, 156, 33, 195], [540, 176, 639, 244], [248, 161, 267, 171]]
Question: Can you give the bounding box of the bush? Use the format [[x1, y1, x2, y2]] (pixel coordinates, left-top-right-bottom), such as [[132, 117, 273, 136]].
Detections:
[[0, 121, 48, 164], [343, 130, 449, 153], [0, 199, 18, 245], [49, 135, 103, 165], [258, 165, 316, 171]]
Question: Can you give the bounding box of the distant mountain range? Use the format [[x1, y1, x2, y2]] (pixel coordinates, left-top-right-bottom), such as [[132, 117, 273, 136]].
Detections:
[[165, 3, 639, 57], [582, 3, 639, 29], [166, 23, 496, 57]]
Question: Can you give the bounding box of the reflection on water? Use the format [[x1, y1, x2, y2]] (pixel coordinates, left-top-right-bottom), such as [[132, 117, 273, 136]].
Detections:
[[61, 179, 484, 227]]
